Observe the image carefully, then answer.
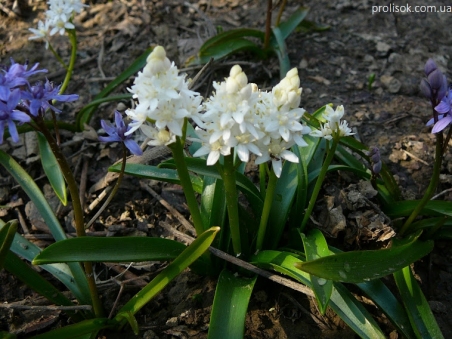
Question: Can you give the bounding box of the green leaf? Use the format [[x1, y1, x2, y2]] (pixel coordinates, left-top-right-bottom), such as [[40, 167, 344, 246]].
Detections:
[[0, 220, 88, 307], [188, 28, 265, 65], [251, 250, 385, 338], [111, 163, 203, 194], [33, 237, 189, 264], [193, 38, 265, 66], [76, 47, 152, 130], [265, 161, 298, 249], [208, 269, 257, 339], [160, 157, 263, 216], [0, 150, 91, 305], [385, 200, 452, 218], [330, 283, 386, 339], [357, 279, 416, 339], [394, 266, 444, 339], [271, 26, 290, 78], [4, 251, 74, 308], [37, 133, 67, 205], [301, 229, 333, 314], [116, 227, 219, 319], [0, 220, 17, 268], [296, 231, 434, 283], [275, 7, 309, 41], [28, 318, 115, 339]]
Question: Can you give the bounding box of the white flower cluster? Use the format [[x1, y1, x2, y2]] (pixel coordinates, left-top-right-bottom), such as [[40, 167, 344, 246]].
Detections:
[[192, 65, 311, 177], [29, 0, 87, 48], [309, 105, 354, 140], [125, 46, 202, 146]]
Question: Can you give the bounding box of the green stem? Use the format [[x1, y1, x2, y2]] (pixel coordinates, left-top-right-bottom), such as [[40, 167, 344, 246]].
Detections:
[[259, 163, 267, 198], [300, 138, 338, 232], [169, 137, 204, 236], [399, 133, 443, 236], [219, 154, 242, 256], [48, 42, 68, 70], [256, 167, 277, 252], [58, 29, 77, 95], [85, 144, 127, 229], [34, 118, 104, 318]]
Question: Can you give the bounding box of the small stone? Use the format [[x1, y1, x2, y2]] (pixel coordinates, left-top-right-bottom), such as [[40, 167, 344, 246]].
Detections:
[[165, 317, 179, 327], [376, 41, 391, 56], [380, 75, 401, 93]]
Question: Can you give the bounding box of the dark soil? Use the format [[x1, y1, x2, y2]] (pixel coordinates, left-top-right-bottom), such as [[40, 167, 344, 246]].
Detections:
[[1, 0, 452, 338]]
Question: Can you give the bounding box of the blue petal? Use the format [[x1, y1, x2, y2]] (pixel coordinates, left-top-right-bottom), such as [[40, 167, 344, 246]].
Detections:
[[8, 120, 19, 143], [100, 120, 117, 136], [124, 139, 143, 155]]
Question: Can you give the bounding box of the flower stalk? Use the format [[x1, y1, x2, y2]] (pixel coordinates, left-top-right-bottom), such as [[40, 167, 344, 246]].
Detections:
[[218, 154, 242, 256], [300, 138, 338, 232], [33, 117, 104, 318], [169, 136, 205, 236], [399, 132, 443, 236], [256, 166, 277, 252]]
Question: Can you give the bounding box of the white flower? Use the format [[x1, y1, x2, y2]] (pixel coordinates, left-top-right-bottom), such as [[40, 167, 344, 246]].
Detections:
[[125, 46, 201, 146], [29, 0, 87, 44], [323, 105, 344, 124], [310, 105, 354, 140], [141, 125, 176, 146], [255, 139, 299, 178], [192, 129, 231, 166], [28, 20, 50, 48]]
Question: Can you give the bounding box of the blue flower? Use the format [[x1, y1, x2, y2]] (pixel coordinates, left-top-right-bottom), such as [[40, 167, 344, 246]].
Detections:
[[99, 111, 143, 156], [0, 59, 47, 92], [21, 80, 79, 116], [0, 89, 31, 143], [430, 90, 452, 133]]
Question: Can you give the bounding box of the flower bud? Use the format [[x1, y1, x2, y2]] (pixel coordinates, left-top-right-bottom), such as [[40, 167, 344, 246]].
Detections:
[[419, 79, 432, 99], [424, 59, 438, 76], [144, 46, 171, 75]]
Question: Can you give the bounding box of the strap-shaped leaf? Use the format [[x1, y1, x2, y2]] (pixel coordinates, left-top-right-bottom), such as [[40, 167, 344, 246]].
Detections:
[[357, 279, 416, 338], [4, 251, 74, 308], [0, 220, 17, 268], [274, 7, 309, 41], [111, 163, 204, 193], [265, 161, 298, 249], [159, 157, 263, 216], [27, 318, 114, 339], [301, 230, 333, 314], [208, 269, 257, 339], [37, 132, 67, 205], [116, 227, 219, 319], [385, 200, 452, 218], [394, 266, 444, 339], [33, 237, 188, 264], [251, 250, 385, 338], [296, 231, 434, 283], [0, 150, 91, 305]]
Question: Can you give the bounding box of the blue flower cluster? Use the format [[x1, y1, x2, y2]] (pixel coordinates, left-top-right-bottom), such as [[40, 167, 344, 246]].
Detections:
[[0, 59, 78, 143], [421, 59, 452, 134]]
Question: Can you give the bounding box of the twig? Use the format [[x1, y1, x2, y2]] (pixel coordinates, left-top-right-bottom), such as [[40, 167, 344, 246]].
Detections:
[[0, 304, 93, 311], [402, 149, 429, 166], [97, 39, 106, 78], [15, 207, 30, 235], [140, 182, 197, 236], [156, 219, 314, 298], [431, 187, 452, 200], [87, 186, 111, 212]]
